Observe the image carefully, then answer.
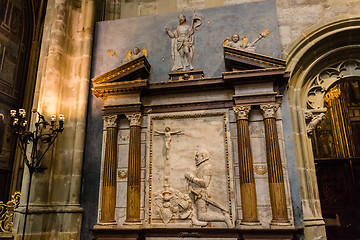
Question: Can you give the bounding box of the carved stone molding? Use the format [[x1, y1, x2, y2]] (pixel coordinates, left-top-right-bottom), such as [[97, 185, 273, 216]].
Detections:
[[260, 104, 279, 119], [126, 113, 142, 126], [304, 109, 327, 137], [104, 115, 118, 128], [306, 60, 360, 110], [233, 106, 251, 120]]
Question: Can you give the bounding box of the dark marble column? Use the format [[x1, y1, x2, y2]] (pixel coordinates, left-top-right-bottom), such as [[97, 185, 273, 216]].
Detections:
[[260, 104, 289, 224], [125, 113, 142, 223], [234, 106, 260, 225], [101, 115, 118, 223]]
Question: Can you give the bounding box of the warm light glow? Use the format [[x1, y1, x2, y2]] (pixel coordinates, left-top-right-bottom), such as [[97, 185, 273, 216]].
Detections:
[[19, 109, 26, 118], [51, 115, 56, 122], [59, 114, 65, 122], [10, 110, 16, 117], [13, 118, 18, 125]]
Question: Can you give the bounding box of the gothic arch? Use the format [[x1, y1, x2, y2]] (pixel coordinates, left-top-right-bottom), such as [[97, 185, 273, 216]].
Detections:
[[285, 17, 360, 239]]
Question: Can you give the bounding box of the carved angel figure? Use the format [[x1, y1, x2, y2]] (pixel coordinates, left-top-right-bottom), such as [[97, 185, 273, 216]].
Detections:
[[223, 29, 270, 52], [123, 47, 148, 63], [165, 13, 202, 71]]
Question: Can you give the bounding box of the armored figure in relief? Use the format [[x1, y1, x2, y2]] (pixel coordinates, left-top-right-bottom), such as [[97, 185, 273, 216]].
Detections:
[[185, 149, 232, 227], [165, 13, 202, 71]]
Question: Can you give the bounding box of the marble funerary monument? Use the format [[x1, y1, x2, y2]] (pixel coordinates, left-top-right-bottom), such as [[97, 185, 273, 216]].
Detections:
[[90, 2, 296, 239]]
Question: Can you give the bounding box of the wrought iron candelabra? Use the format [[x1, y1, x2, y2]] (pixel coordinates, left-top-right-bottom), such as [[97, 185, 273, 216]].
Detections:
[[9, 109, 64, 240]]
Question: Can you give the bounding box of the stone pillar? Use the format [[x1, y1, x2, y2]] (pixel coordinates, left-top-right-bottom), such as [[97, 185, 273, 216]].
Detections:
[[13, 0, 97, 239], [260, 104, 289, 224], [233, 106, 260, 225], [125, 113, 142, 223], [101, 115, 118, 223]]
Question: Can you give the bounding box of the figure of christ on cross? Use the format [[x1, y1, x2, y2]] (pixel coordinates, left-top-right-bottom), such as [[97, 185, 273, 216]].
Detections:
[[155, 126, 183, 161]]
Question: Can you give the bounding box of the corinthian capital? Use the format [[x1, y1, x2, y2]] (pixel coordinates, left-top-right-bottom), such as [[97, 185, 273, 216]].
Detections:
[[104, 115, 118, 128], [233, 106, 251, 120], [126, 113, 142, 127], [260, 104, 279, 119]]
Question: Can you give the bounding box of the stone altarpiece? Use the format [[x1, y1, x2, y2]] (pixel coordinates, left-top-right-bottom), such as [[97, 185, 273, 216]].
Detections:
[[90, 2, 299, 239]]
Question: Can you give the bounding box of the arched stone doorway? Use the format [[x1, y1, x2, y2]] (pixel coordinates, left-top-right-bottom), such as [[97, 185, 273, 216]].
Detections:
[[286, 17, 360, 239]]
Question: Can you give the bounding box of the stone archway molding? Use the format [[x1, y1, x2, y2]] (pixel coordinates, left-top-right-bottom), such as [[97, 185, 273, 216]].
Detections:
[[285, 17, 360, 240]]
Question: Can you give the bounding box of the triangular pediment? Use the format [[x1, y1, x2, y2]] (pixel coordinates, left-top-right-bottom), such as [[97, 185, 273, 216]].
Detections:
[[91, 56, 150, 98], [223, 46, 285, 71]]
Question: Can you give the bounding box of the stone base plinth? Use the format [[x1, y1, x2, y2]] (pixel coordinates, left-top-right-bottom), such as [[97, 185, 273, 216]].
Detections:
[[12, 205, 82, 240], [169, 70, 204, 81]]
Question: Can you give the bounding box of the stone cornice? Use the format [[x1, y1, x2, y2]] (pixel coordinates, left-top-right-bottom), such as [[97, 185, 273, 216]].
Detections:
[[222, 67, 288, 85], [223, 46, 286, 70], [92, 56, 150, 99]]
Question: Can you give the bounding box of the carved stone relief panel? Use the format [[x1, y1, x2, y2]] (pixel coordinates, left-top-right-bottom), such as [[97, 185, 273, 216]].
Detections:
[[146, 112, 234, 228]]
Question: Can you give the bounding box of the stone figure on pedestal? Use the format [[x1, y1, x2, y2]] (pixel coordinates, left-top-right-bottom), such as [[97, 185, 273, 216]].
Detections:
[[185, 149, 232, 227], [165, 13, 202, 71]]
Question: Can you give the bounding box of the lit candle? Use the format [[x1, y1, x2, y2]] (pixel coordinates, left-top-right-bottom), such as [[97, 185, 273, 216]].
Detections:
[[51, 115, 56, 121], [19, 109, 26, 118], [13, 118, 18, 125], [10, 110, 16, 117], [59, 114, 64, 129]]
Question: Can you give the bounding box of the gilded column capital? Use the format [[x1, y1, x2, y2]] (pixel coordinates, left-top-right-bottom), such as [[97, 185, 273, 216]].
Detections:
[[233, 106, 251, 120], [126, 113, 142, 127], [260, 104, 279, 119], [104, 115, 118, 128]]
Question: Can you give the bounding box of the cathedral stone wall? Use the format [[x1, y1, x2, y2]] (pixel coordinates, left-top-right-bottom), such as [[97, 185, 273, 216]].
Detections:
[[13, 0, 359, 239], [104, 0, 360, 54]]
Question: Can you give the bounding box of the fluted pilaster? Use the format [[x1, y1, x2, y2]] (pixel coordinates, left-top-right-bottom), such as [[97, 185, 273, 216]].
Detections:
[[260, 104, 289, 224], [234, 106, 260, 225], [101, 115, 118, 223], [125, 113, 142, 223]]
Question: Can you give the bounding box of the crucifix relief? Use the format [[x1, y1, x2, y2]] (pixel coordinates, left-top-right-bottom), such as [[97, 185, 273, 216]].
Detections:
[[155, 127, 183, 161]]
